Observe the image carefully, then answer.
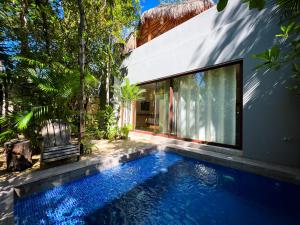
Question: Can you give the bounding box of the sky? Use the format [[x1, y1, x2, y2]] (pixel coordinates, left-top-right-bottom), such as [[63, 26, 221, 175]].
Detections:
[[140, 0, 160, 12]]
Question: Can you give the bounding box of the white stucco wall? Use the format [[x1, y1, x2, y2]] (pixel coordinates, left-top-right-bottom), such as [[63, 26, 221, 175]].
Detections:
[[122, 0, 300, 168]]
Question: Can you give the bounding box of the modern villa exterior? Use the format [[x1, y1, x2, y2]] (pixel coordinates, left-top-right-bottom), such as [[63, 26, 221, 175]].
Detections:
[[2, 1, 300, 224], [122, 0, 300, 168]]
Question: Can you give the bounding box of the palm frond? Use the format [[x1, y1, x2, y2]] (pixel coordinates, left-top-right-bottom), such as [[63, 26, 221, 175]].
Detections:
[[269, 0, 300, 20], [85, 71, 99, 87], [32, 106, 49, 119], [118, 78, 145, 102], [14, 56, 47, 68], [0, 130, 16, 142], [15, 111, 33, 130], [38, 83, 59, 93]]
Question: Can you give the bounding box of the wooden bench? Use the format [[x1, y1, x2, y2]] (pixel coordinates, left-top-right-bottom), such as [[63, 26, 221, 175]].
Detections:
[[39, 121, 80, 164]]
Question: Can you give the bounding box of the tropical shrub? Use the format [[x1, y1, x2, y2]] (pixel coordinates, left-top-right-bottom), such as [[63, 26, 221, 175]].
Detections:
[[115, 77, 145, 125], [80, 136, 94, 155], [99, 104, 119, 141], [107, 126, 119, 142], [85, 112, 105, 139], [115, 78, 145, 106], [0, 58, 98, 149], [0, 0, 140, 149], [120, 124, 132, 139]]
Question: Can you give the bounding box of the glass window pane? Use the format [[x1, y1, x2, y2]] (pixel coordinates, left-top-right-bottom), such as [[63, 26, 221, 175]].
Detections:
[[134, 63, 239, 146], [173, 64, 237, 145], [156, 80, 169, 134], [135, 83, 156, 132]]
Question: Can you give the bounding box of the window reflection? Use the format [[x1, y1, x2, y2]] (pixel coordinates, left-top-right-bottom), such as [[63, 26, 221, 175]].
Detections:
[[173, 65, 237, 145], [135, 64, 239, 146], [136, 81, 170, 133], [135, 83, 156, 132]]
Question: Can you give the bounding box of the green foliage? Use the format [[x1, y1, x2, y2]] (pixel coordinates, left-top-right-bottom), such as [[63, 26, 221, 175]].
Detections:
[[99, 105, 116, 129], [243, 0, 265, 10], [0, 130, 16, 143], [99, 105, 119, 141], [107, 126, 119, 142], [288, 63, 300, 95], [252, 45, 281, 70], [16, 111, 33, 130], [116, 78, 145, 103], [85, 115, 105, 139], [0, 114, 17, 143], [114, 77, 145, 127], [253, 20, 300, 93], [217, 0, 265, 11], [276, 22, 296, 39], [217, 0, 300, 95], [0, 56, 99, 147], [120, 124, 132, 139], [0, 0, 140, 147], [217, 0, 228, 12], [80, 137, 94, 155]]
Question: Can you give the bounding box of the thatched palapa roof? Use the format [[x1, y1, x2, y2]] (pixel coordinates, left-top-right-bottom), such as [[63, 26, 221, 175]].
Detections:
[[123, 0, 214, 53], [137, 0, 214, 46], [141, 0, 214, 23]]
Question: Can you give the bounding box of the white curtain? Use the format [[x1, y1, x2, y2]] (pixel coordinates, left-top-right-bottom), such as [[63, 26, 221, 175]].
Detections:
[[156, 81, 169, 133], [175, 65, 237, 145]]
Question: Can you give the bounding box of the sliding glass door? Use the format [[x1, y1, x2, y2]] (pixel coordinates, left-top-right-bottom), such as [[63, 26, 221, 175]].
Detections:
[[135, 83, 156, 132], [135, 62, 241, 147], [135, 81, 169, 133], [173, 64, 237, 145], [156, 80, 170, 133]]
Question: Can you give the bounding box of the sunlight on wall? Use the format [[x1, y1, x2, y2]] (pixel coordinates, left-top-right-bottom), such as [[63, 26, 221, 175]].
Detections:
[[243, 73, 260, 107]]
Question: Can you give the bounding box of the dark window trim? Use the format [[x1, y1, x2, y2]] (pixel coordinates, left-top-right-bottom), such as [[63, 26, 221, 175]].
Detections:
[[236, 61, 243, 149], [134, 59, 243, 150]]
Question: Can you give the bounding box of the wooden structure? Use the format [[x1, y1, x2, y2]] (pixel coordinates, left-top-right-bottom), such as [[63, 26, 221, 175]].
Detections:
[[40, 121, 80, 164], [4, 139, 32, 171], [124, 0, 214, 53]]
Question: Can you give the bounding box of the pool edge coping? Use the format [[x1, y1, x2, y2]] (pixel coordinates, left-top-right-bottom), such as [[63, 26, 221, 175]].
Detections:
[[1, 143, 300, 225], [13, 144, 157, 197], [0, 144, 157, 225], [163, 144, 300, 185], [12, 143, 300, 197]]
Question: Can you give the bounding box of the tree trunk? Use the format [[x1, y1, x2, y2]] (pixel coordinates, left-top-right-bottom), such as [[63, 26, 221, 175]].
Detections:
[[106, 62, 110, 105], [3, 78, 8, 116], [4, 140, 32, 171], [106, 4, 113, 105], [98, 74, 106, 130], [20, 0, 29, 57], [0, 83, 3, 132], [78, 0, 86, 143], [106, 35, 112, 105], [99, 75, 107, 110], [37, 0, 50, 55]]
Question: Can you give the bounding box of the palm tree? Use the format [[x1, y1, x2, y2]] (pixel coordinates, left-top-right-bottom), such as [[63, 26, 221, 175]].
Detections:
[[0, 57, 98, 147], [116, 78, 145, 126]]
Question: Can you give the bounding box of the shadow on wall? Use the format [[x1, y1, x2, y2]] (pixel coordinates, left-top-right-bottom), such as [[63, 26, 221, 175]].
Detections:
[[189, 1, 300, 166]]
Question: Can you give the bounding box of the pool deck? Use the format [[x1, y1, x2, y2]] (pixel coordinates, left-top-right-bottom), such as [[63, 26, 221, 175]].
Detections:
[[1, 132, 300, 224]]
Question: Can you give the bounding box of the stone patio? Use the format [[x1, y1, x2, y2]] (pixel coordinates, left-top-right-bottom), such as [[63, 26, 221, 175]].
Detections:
[[0, 137, 151, 184]]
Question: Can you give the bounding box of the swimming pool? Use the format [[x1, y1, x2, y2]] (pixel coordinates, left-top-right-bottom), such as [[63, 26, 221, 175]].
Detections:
[[14, 151, 300, 225]]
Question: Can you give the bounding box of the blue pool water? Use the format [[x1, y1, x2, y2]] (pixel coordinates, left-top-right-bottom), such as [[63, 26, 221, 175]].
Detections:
[[15, 151, 300, 225]]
